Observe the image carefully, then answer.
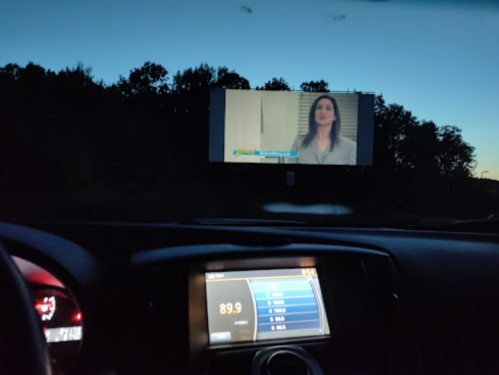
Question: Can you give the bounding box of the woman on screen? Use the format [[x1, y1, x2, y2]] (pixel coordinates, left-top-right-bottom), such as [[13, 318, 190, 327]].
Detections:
[[289, 95, 356, 165]]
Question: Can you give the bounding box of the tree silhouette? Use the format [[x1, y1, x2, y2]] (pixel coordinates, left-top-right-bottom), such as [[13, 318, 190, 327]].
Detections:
[[260, 77, 291, 91], [437, 125, 476, 177], [117, 62, 169, 97], [0, 61, 492, 223], [173, 64, 216, 92], [0, 63, 21, 81], [300, 80, 329, 92], [172, 64, 252, 116], [173, 64, 251, 92], [59, 62, 95, 84], [214, 67, 250, 90], [0, 63, 479, 186], [54, 63, 105, 108], [373, 95, 476, 177], [400, 120, 440, 174]]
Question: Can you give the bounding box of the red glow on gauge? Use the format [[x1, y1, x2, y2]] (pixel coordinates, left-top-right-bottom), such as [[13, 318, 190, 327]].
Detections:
[[35, 303, 52, 313], [74, 313, 82, 321]]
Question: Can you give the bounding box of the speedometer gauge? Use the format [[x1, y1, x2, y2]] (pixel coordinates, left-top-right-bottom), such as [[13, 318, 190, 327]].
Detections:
[[36, 296, 56, 321], [32, 286, 83, 337], [12, 256, 84, 375], [31, 286, 83, 373]]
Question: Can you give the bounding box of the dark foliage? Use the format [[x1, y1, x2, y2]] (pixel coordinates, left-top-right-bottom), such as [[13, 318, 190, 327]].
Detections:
[[0, 62, 493, 222], [300, 80, 329, 92], [256, 78, 291, 91]]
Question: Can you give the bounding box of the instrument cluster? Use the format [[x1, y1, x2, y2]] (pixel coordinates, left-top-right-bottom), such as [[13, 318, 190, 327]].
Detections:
[[13, 256, 83, 375]]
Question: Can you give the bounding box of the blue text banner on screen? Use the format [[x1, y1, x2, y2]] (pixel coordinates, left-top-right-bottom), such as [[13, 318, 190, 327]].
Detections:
[[233, 151, 299, 157]]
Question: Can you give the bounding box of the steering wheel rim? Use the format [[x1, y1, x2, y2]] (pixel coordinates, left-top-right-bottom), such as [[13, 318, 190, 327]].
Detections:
[[0, 242, 52, 375]]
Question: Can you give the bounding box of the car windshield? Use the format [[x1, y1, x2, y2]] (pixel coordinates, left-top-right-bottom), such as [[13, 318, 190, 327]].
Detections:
[[1, 0, 498, 228]]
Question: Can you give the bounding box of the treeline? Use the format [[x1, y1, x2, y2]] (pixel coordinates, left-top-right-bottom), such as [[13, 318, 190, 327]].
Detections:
[[0, 61, 490, 221]]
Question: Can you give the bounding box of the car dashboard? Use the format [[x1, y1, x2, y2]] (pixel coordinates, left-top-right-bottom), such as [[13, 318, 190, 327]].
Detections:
[[2, 222, 499, 375]]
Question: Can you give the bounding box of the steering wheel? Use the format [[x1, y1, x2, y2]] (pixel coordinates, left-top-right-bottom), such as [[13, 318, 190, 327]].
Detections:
[[0, 242, 52, 375]]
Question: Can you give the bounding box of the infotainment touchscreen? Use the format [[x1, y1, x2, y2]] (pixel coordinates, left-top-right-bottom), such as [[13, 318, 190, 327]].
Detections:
[[205, 268, 330, 344]]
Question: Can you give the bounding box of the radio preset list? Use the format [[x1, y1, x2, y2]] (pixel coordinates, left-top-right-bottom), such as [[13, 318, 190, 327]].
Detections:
[[205, 268, 330, 344]]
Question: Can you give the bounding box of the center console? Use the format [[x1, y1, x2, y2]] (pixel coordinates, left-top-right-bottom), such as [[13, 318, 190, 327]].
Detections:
[[133, 244, 419, 375]]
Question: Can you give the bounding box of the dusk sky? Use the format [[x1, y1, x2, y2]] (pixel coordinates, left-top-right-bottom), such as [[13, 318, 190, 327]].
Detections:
[[1, 0, 498, 179]]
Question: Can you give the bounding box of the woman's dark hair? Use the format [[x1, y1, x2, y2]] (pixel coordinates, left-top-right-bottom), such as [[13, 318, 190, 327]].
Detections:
[[302, 95, 341, 151]]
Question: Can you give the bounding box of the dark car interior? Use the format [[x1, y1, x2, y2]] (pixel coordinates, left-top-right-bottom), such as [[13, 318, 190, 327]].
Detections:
[[2, 221, 499, 375]]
